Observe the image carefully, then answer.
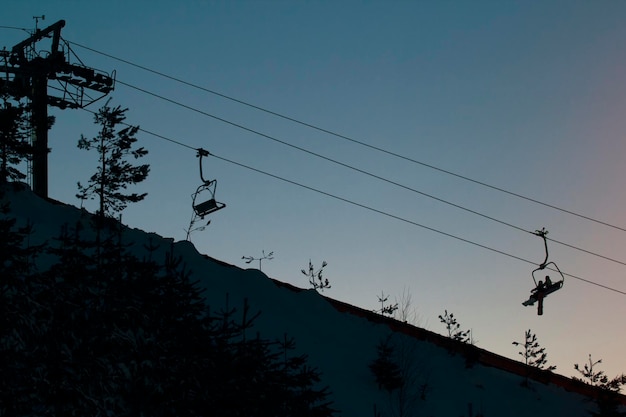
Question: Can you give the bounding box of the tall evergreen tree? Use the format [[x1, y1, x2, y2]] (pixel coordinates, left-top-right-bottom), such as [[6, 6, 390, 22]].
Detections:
[[0, 193, 47, 416], [76, 99, 149, 218], [0, 101, 33, 183]]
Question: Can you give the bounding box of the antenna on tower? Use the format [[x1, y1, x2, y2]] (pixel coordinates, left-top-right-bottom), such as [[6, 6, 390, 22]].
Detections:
[[33, 15, 45, 31]]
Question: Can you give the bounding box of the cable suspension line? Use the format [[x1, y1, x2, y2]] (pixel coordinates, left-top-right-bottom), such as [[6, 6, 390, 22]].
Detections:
[[113, 79, 626, 269], [210, 152, 626, 296], [0, 25, 30, 32], [80, 108, 626, 297], [116, 80, 529, 232], [69, 40, 626, 234]]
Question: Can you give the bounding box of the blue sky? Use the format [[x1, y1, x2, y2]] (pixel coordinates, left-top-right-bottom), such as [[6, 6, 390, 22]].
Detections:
[[3, 1, 626, 378]]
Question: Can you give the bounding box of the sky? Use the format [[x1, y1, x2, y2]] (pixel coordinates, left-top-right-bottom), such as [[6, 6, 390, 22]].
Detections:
[[3, 1, 626, 379]]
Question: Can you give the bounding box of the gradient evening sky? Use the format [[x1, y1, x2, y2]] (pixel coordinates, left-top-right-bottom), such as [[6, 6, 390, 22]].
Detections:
[[4, 1, 626, 378]]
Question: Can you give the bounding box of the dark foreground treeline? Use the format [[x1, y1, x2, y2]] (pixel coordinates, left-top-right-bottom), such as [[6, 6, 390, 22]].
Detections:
[[0, 188, 336, 417]]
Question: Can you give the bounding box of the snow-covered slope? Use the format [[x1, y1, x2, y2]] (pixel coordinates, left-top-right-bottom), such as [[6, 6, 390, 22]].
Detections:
[[4, 184, 621, 416]]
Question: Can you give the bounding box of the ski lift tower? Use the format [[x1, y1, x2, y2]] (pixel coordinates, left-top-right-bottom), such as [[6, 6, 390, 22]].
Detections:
[[0, 18, 115, 198]]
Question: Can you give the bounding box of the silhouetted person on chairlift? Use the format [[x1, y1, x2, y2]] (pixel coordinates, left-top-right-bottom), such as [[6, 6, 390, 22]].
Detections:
[[522, 228, 565, 315]]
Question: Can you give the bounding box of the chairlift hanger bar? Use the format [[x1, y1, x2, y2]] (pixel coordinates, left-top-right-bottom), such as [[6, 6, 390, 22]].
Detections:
[[196, 148, 211, 184], [534, 227, 549, 269]]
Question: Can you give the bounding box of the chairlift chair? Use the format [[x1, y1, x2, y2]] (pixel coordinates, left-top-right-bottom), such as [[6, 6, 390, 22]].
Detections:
[[522, 228, 565, 315], [191, 148, 225, 219], [192, 180, 225, 219]]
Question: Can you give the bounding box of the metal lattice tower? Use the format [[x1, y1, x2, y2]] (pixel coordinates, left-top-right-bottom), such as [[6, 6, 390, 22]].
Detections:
[[0, 19, 116, 197]]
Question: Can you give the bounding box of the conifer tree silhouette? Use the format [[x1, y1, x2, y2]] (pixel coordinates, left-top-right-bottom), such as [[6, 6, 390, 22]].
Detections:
[[76, 99, 149, 219], [438, 309, 470, 343], [0, 101, 33, 183], [512, 329, 556, 371], [0, 211, 337, 416], [370, 336, 403, 393], [574, 355, 626, 417], [302, 259, 330, 291]]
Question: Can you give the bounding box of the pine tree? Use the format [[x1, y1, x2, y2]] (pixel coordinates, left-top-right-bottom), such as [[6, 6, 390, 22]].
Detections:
[[369, 336, 428, 417], [438, 309, 470, 343], [0, 101, 33, 183], [574, 355, 626, 417], [76, 99, 149, 218], [375, 291, 399, 316], [0, 194, 48, 416], [369, 336, 403, 393], [302, 259, 330, 291], [575, 355, 612, 388], [2, 214, 337, 416], [512, 329, 556, 371]]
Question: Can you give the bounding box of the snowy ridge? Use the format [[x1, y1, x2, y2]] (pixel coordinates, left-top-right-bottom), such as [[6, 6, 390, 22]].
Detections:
[[5, 183, 625, 417], [304, 283, 626, 405]]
